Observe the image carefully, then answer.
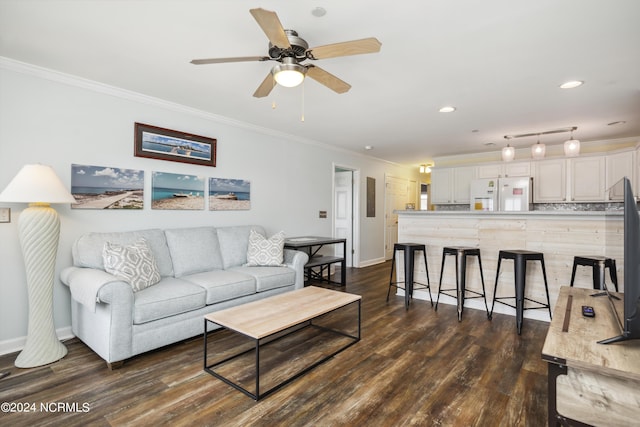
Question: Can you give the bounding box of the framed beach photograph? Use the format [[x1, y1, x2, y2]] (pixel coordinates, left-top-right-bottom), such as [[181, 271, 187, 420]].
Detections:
[[209, 178, 251, 211], [134, 122, 216, 167], [152, 172, 205, 210], [71, 164, 144, 209]]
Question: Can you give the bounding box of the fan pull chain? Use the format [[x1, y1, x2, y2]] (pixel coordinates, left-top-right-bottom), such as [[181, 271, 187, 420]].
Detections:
[[301, 80, 305, 122]]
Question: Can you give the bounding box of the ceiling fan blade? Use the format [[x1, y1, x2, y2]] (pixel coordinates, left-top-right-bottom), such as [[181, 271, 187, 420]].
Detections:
[[306, 66, 351, 94], [190, 56, 268, 65], [249, 8, 291, 49], [306, 37, 382, 60], [253, 72, 276, 98]]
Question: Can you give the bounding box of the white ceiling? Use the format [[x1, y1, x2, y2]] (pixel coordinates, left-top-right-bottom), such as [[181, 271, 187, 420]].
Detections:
[[1, 0, 639, 166]]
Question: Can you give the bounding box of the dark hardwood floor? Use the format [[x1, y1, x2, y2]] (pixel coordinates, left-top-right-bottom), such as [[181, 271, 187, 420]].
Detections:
[[0, 261, 550, 426]]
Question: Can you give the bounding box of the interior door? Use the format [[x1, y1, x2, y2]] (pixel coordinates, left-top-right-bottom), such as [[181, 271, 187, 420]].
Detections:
[[385, 175, 409, 260], [334, 170, 353, 266]]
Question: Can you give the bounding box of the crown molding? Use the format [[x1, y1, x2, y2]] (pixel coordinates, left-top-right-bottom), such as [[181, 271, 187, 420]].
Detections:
[[0, 56, 400, 165]]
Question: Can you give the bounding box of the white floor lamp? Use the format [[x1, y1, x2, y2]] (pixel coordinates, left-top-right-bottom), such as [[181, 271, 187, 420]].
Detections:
[[0, 164, 76, 368]]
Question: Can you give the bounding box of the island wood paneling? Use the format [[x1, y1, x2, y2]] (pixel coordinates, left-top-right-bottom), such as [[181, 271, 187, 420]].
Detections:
[[397, 212, 623, 320]]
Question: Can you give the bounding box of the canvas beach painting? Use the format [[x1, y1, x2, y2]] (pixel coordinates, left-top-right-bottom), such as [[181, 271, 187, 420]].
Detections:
[[71, 164, 144, 209], [209, 178, 250, 210], [152, 172, 205, 210]]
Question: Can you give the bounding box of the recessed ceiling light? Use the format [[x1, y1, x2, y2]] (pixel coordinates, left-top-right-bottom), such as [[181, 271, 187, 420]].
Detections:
[[484, 142, 495, 146], [364, 145, 373, 150], [439, 106, 456, 113], [311, 7, 327, 17], [560, 80, 584, 89], [608, 121, 626, 126], [471, 129, 479, 133]]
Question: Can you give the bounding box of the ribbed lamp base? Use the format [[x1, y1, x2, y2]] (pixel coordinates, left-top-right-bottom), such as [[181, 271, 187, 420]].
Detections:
[[14, 204, 67, 368]]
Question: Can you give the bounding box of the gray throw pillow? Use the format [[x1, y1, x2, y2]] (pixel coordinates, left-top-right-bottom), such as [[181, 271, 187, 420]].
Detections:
[[245, 230, 285, 266], [103, 238, 161, 292]]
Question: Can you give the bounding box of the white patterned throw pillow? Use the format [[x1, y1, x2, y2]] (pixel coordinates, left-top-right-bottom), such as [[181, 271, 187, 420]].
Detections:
[[245, 229, 285, 267], [103, 238, 161, 292]]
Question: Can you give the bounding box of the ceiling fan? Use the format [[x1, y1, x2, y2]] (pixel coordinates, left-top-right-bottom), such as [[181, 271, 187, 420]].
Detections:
[[190, 8, 382, 98]]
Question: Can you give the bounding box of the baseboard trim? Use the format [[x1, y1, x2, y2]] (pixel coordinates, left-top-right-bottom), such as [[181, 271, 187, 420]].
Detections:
[[0, 327, 75, 357], [398, 289, 552, 323], [357, 257, 386, 268]]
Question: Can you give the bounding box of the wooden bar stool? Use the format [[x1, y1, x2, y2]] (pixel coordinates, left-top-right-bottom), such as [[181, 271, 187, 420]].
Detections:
[[569, 256, 618, 292], [435, 246, 490, 321], [489, 250, 552, 334], [387, 243, 432, 309]]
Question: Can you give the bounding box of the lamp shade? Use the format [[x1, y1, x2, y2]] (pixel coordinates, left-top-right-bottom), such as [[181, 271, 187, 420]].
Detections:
[[564, 138, 581, 157], [502, 145, 515, 162], [531, 142, 546, 159], [0, 164, 76, 204]]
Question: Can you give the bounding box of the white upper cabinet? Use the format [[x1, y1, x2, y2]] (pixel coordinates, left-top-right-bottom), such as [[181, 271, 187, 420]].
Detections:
[[477, 161, 531, 179], [431, 166, 476, 204], [533, 159, 567, 202], [607, 150, 635, 200], [452, 166, 476, 204], [505, 161, 531, 177], [431, 147, 637, 205], [430, 168, 452, 204], [570, 156, 606, 201]]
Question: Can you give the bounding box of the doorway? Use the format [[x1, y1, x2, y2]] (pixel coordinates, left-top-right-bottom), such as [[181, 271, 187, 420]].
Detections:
[[384, 175, 416, 260], [333, 165, 359, 267]]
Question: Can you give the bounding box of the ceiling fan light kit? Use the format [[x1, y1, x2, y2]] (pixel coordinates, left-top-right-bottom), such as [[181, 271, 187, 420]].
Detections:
[[272, 57, 306, 87], [191, 8, 381, 97]]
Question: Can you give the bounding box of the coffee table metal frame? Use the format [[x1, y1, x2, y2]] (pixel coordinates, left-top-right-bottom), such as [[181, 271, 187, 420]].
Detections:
[[203, 291, 361, 401]]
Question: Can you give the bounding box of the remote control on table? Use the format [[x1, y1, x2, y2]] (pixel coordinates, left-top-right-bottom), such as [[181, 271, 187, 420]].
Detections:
[[582, 305, 595, 318]]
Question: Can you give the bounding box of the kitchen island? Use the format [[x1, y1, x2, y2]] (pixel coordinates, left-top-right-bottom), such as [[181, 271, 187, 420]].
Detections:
[[396, 210, 623, 322]]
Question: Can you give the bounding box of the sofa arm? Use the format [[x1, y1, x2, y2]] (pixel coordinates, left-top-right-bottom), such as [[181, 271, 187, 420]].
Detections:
[[284, 249, 309, 289], [61, 266, 133, 312], [61, 266, 135, 364]]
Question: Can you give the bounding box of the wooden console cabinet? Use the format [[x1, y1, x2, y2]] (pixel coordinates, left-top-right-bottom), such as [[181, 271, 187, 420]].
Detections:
[[542, 286, 640, 426]]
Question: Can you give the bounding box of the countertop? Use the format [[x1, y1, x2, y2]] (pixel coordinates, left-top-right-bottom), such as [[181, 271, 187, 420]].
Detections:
[[395, 209, 623, 218]]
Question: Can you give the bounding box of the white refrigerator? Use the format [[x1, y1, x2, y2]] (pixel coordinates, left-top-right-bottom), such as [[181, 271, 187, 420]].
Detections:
[[470, 177, 532, 211]]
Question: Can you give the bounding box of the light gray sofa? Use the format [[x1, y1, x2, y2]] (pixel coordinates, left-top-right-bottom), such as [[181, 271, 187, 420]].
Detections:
[[60, 225, 308, 368]]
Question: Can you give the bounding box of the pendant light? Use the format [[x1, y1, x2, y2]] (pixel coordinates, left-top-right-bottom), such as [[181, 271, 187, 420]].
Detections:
[[564, 130, 580, 157], [502, 144, 515, 162], [531, 135, 546, 159]]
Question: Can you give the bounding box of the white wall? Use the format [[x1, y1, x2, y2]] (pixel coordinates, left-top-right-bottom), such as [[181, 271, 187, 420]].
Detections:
[[0, 60, 413, 350]]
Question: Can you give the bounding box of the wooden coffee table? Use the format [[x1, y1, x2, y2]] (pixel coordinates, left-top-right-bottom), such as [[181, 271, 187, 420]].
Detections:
[[203, 286, 361, 400]]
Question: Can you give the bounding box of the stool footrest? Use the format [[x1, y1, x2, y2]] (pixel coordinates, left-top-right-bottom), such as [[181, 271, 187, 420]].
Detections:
[[389, 281, 430, 291], [438, 289, 486, 299], [492, 296, 550, 311]]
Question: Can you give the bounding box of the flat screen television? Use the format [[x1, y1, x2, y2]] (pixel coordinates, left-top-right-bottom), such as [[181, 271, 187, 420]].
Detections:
[[600, 177, 640, 344]]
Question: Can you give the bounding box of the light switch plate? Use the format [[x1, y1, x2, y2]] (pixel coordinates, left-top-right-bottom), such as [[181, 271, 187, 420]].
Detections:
[[0, 207, 11, 223]]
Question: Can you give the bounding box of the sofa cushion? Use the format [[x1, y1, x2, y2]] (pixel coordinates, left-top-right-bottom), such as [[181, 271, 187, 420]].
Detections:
[[103, 238, 161, 292], [73, 229, 174, 277], [164, 227, 224, 277], [133, 277, 206, 324], [245, 229, 285, 266], [217, 225, 265, 269], [180, 270, 256, 305], [230, 266, 295, 292]]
